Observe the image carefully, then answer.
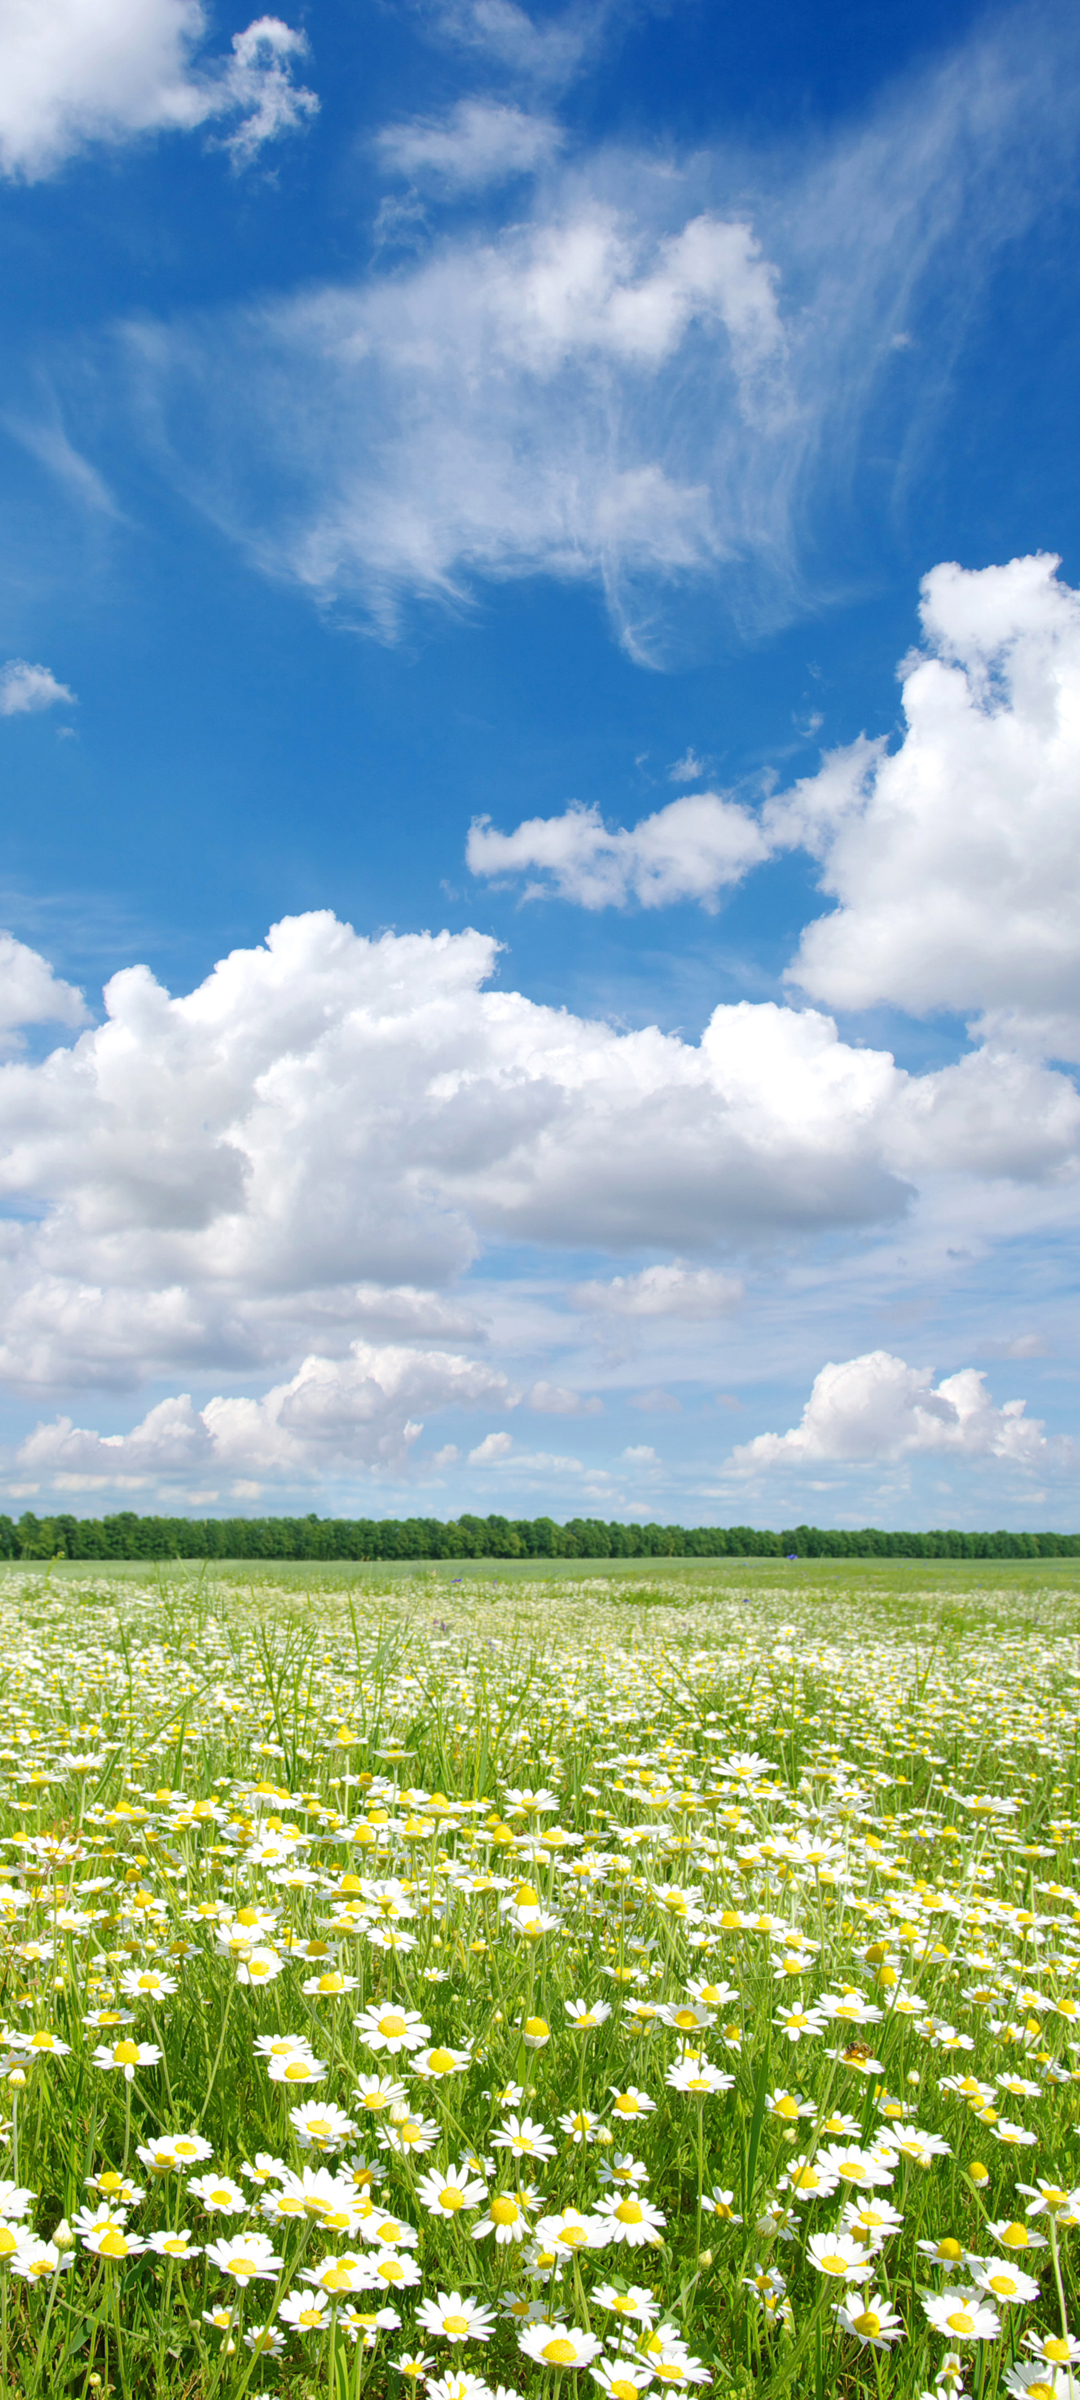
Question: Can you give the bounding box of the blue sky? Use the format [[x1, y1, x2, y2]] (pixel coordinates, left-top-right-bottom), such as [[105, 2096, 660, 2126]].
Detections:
[[1, 0, 1080, 1528]]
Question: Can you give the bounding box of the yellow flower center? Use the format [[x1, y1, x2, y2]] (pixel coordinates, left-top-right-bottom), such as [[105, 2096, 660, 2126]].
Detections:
[[491, 2197, 518, 2225], [543, 2339, 577, 2366], [98, 2229, 129, 2258], [946, 2313, 974, 2336], [1000, 2222, 1028, 2249], [428, 2048, 456, 2074], [853, 2313, 881, 2338], [439, 2189, 464, 2211], [444, 2315, 470, 2337], [379, 2014, 407, 2038], [616, 2201, 644, 2224]]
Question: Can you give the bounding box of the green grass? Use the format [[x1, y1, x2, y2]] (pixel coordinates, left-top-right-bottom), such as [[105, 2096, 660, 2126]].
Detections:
[[0, 1563, 1075, 2399]]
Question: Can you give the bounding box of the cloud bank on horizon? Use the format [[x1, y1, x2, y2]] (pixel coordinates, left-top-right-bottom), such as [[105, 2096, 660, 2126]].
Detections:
[[1, 0, 1079, 1523], [5, 555, 1080, 1515]]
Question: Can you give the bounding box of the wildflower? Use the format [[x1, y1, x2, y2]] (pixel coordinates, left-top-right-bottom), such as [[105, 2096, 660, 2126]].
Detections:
[[354, 2004, 431, 2054], [267, 2049, 326, 2086], [380, 2109, 440, 2156], [700, 2187, 742, 2222], [923, 2292, 1002, 2342], [834, 2291, 905, 2349], [303, 1966, 359, 1998], [426, 2376, 491, 2400], [597, 2153, 650, 2187], [146, 2228, 202, 2260], [472, 2190, 533, 2243], [205, 2232, 284, 2286], [519, 2325, 603, 2369], [365, 2251, 423, 2291], [394, 2352, 435, 2383], [187, 2173, 247, 2214], [806, 2230, 873, 2282], [82, 2223, 148, 2262], [492, 2114, 556, 2161], [919, 2236, 969, 2270], [592, 2363, 656, 2400], [417, 2164, 488, 2218], [566, 1998, 612, 2030], [12, 2237, 74, 2279], [665, 2058, 734, 2097], [241, 2153, 288, 2186], [971, 2262, 1041, 2305], [290, 2100, 357, 2151], [988, 2218, 1047, 2253], [119, 1967, 177, 2000], [91, 2036, 161, 2082], [418, 2290, 496, 2344], [12, 2028, 71, 2057], [560, 2108, 599, 2144], [594, 2194, 666, 2247], [303, 2253, 369, 2296], [593, 2284, 659, 2327], [236, 1949, 284, 1986], [354, 2073, 407, 2114], [279, 2289, 333, 2333], [609, 2087, 657, 2118], [412, 2044, 473, 2080], [535, 2206, 610, 2255], [243, 2325, 285, 2357]]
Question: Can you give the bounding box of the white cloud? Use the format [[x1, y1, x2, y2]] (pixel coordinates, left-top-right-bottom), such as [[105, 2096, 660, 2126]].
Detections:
[[525, 1379, 603, 1414], [21, 1338, 513, 1486], [108, 15, 1078, 654], [573, 1262, 743, 1318], [0, 933, 88, 1051], [621, 1442, 657, 1463], [467, 793, 768, 908], [0, 660, 76, 715], [729, 1349, 1070, 1472], [120, 202, 785, 656], [0, 2, 315, 181], [422, 0, 606, 92], [771, 555, 1080, 1054], [668, 749, 705, 783], [376, 99, 563, 190], [468, 1428, 514, 1463], [0, 909, 1076, 1413]]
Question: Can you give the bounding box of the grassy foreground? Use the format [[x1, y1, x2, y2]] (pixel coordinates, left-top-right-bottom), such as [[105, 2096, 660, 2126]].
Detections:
[[0, 1563, 1077, 2400]]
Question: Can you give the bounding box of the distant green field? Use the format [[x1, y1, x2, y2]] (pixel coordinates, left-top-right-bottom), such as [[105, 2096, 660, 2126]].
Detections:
[[6, 1548, 1080, 1595]]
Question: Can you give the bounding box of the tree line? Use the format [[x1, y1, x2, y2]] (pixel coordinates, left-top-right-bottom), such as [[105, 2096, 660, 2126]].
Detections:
[[1, 1511, 1077, 1561]]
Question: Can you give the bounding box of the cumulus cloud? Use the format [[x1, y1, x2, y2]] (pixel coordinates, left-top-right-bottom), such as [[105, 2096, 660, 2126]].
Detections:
[[376, 98, 563, 189], [573, 1262, 743, 1318], [20, 1338, 513, 1487], [0, 660, 76, 715], [729, 1349, 1070, 1472], [0, 1, 316, 181], [467, 1428, 515, 1463], [105, 12, 1080, 653], [467, 794, 768, 908], [0, 910, 1076, 1406], [0, 933, 88, 1052], [771, 555, 1080, 1055]]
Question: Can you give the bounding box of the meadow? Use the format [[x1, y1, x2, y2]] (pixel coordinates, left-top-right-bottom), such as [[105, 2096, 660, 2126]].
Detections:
[[0, 1558, 1077, 2400]]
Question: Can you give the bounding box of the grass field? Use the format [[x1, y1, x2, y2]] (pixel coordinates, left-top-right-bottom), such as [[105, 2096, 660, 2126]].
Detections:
[[0, 1560, 1077, 2399]]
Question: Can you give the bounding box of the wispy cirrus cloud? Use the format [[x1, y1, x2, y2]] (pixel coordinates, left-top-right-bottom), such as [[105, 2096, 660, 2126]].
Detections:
[[99, 7, 1080, 657], [376, 98, 564, 190]]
